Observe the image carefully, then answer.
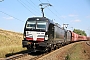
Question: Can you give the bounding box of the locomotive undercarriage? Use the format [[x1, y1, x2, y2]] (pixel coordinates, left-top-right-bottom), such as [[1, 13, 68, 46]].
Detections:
[[27, 44, 48, 52], [22, 40, 65, 52]]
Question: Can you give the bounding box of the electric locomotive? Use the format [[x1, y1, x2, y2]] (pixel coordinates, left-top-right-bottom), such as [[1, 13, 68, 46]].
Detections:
[[22, 17, 67, 52]]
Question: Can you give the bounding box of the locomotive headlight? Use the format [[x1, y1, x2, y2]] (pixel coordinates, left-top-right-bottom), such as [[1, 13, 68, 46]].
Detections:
[[26, 31, 29, 35], [45, 35, 48, 40]]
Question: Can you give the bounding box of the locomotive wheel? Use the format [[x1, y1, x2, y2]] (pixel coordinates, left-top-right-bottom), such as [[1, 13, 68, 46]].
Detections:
[[48, 44, 54, 52], [47, 47, 51, 52], [27, 45, 31, 51], [27, 46, 29, 50], [56, 43, 61, 49], [27, 47, 31, 51], [54, 44, 57, 50], [51, 44, 54, 50]]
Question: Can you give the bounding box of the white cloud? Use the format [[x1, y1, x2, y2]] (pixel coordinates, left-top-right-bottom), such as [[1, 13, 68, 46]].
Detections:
[[68, 14, 78, 17], [3, 17, 14, 20], [71, 19, 81, 23]]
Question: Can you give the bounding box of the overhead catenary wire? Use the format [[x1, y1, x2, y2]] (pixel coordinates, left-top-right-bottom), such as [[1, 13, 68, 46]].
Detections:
[[39, 0, 42, 3], [30, 0, 37, 6], [30, 0, 40, 8], [38, 0, 64, 23], [47, 0, 62, 17], [27, 0, 41, 13], [0, 11, 24, 22], [39, 0, 55, 18], [25, 0, 39, 10], [47, 8, 62, 20], [17, 0, 36, 16], [46, 0, 64, 23], [23, 0, 41, 15]]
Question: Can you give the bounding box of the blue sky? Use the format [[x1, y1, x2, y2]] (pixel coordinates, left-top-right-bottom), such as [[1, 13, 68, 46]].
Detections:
[[0, 0, 90, 36]]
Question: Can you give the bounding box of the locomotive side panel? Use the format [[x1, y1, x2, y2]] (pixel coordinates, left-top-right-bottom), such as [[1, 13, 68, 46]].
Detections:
[[54, 25, 65, 43], [48, 23, 54, 41], [66, 30, 72, 43]]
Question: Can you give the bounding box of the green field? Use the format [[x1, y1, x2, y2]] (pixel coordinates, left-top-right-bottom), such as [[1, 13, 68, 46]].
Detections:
[[0, 29, 26, 58]]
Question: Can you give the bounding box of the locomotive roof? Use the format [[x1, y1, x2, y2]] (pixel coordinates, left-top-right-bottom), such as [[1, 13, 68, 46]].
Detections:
[[27, 17, 54, 24]]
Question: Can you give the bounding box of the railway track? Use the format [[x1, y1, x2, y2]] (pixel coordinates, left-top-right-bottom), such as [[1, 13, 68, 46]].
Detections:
[[86, 40, 90, 46], [5, 52, 50, 60], [1, 51, 49, 60], [6, 53, 28, 60]]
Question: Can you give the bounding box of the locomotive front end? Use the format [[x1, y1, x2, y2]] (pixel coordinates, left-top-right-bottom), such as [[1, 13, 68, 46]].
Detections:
[[22, 17, 49, 52]]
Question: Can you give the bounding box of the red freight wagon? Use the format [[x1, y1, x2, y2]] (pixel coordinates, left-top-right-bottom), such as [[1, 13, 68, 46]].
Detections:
[[78, 35, 87, 40], [78, 35, 83, 40], [71, 32, 78, 41], [87, 37, 90, 40], [82, 36, 87, 40]]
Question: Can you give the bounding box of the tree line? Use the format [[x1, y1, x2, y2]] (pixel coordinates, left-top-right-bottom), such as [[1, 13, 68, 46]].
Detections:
[[73, 29, 87, 36]]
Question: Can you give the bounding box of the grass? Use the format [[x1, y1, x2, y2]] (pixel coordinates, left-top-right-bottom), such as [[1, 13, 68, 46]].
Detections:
[[65, 54, 70, 60], [0, 29, 26, 58], [0, 45, 25, 58], [65, 42, 87, 60]]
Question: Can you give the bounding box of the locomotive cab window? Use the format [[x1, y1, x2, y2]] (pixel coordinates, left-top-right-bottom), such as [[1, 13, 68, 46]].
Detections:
[[26, 21, 36, 29], [25, 19, 47, 31], [36, 21, 46, 29]]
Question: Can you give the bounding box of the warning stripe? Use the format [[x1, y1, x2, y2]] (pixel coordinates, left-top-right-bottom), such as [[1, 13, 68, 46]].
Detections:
[[26, 37, 33, 40], [37, 38, 44, 41]]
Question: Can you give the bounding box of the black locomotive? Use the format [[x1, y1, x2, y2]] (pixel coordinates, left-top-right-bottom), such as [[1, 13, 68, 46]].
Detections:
[[22, 17, 71, 52]]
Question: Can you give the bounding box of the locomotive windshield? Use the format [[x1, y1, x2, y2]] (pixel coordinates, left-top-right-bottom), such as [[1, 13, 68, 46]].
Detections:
[[37, 21, 46, 29], [26, 20, 47, 30], [26, 21, 36, 29]]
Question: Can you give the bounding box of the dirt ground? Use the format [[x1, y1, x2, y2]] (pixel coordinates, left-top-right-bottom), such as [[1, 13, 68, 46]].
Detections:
[[38, 41, 90, 60], [82, 41, 90, 60]]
